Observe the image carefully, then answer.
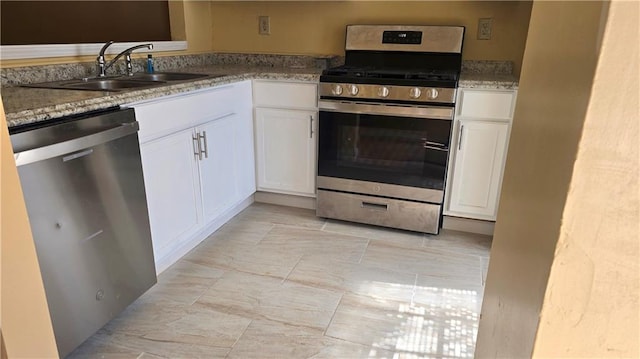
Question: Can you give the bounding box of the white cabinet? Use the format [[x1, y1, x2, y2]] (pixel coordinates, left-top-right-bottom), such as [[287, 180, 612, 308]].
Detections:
[[198, 113, 241, 223], [140, 128, 202, 257], [445, 88, 517, 221], [254, 108, 317, 196], [253, 80, 318, 197], [128, 81, 255, 272]]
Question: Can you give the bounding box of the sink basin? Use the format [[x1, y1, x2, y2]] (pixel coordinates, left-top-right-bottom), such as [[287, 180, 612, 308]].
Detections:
[[62, 79, 161, 91], [22, 72, 223, 92], [130, 72, 212, 82], [23, 78, 162, 92]]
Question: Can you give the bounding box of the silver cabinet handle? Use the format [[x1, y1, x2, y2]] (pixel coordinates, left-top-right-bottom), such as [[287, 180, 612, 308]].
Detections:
[[458, 124, 464, 151], [200, 131, 208, 159], [193, 132, 202, 160], [309, 115, 314, 138]]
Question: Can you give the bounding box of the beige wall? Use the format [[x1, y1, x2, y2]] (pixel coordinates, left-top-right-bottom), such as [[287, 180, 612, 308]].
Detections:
[[532, 0, 639, 356], [0, 99, 59, 357], [1, 1, 532, 75], [210, 1, 532, 75], [476, 0, 640, 356]]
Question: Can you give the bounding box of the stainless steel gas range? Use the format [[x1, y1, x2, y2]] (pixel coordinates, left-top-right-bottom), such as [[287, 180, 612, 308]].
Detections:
[[316, 25, 465, 234]]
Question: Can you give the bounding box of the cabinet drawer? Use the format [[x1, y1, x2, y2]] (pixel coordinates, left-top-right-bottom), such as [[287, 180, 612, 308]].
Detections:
[[317, 190, 441, 234], [253, 80, 317, 109], [457, 89, 516, 120], [132, 85, 239, 143]]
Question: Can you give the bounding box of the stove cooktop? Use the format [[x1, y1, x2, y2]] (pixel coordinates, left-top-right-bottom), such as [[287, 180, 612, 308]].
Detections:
[[320, 66, 459, 88]]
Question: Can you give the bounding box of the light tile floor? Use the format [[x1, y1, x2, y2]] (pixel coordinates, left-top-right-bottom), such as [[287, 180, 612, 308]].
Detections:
[[68, 203, 491, 359]]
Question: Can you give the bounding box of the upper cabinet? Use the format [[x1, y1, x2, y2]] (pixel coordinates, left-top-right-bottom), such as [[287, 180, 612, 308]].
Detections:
[[445, 88, 518, 221]]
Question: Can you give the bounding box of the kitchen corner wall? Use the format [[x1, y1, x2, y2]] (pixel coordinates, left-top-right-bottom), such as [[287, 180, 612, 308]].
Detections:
[[209, 1, 532, 76], [476, 0, 639, 357]]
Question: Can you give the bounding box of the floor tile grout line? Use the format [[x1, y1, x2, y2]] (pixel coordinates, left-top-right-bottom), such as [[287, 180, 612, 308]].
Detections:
[[356, 239, 371, 264], [253, 223, 276, 245], [228, 318, 254, 352], [280, 255, 303, 284], [322, 292, 345, 337], [189, 272, 226, 306]]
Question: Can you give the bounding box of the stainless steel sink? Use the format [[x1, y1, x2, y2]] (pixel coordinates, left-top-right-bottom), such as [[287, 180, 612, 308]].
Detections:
[[129, 72, 212, 82], [23, 78, 162, 92], [22, 72, 222, 92], [62, 79, 161, 91]]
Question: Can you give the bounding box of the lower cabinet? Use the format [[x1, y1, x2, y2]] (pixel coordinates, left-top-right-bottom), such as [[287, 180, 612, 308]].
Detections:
[[253, 80, 318, 197], [445, 88, 517, 221], [140, 128, 203, 260], [254, 107, 317, 196], [129, 82, 255, 272], [446, 120, 510, 219]]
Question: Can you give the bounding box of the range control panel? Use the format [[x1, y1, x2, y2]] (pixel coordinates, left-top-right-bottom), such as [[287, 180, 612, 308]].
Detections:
[[382, 31, 423, 44]]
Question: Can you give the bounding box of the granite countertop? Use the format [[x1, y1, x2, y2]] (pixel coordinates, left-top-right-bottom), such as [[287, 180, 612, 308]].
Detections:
[[2, 58, 519, 128], [2, 64, 322, 128]]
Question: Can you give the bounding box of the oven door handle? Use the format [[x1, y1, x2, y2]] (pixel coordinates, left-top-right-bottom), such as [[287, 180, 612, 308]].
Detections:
[[318, 100, 454, 120]]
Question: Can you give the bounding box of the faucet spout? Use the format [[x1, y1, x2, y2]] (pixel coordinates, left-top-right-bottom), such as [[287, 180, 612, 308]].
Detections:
[[96, 40, 115, 77], [96, 42, 154, 77]]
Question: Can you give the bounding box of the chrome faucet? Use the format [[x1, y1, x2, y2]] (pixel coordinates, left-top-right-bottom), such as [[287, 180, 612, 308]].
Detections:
[[96, 41, 153, 77]]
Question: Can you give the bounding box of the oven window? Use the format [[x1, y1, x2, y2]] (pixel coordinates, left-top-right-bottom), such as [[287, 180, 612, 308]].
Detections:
[[318, 111, 452, 190]]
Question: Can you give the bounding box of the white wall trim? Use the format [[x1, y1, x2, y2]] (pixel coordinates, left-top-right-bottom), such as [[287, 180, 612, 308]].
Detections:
[[254, 191, 316, 210], [443, 215, 495, 236], [0, 41, 187, 60]]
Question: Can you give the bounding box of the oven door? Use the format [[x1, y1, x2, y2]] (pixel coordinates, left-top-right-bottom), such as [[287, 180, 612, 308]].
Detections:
[[318, 100, 453, 203]]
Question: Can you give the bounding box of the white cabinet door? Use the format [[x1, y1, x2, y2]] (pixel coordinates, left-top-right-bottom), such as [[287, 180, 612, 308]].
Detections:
[[198, 114, 240, 223], [140, 129, 201, 261], [235, 108, 257, 199], [447, 120, 509, 220], [254, 107, 317, 196]]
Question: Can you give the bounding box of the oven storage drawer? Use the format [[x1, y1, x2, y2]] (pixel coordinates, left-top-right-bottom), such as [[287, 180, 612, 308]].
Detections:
[[317, 190, 441, 234]]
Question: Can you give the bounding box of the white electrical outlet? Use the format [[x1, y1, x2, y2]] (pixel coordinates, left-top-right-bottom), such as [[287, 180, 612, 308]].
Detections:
[[259, 16, 270, 35], [478, 18, 493, 40]]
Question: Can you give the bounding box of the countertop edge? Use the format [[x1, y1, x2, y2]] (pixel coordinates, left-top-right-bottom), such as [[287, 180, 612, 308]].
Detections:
[[4, 68, 518, 128], [5, 71, 320, 128]]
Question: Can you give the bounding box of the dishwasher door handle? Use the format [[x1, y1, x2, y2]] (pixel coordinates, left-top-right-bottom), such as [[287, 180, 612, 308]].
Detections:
[[13, 122, 140, 167]]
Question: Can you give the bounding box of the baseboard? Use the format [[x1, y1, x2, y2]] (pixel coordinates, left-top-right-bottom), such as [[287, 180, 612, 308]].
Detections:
[[442, 215, 495, 236], [155, 194, 255, 274], [254, 191, 316, 210]]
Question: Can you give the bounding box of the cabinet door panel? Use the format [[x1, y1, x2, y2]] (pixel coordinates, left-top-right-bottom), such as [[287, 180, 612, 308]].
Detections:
[[457, 89, 516, 120], [253, 81, 318, 109], [198, 114, 240, 222], [255, 108, 316, 196], [140, 129, 201, 260], [235, 108, 257, 199], [448, 121, 509, 219]]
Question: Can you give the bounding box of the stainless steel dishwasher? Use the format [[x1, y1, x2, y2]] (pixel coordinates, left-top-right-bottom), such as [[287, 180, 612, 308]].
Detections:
[[10, 107, 157, 358]]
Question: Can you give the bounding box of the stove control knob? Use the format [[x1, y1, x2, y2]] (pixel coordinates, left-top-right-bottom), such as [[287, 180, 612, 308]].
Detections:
[[331, 84, 343, 96], [378, 86, 390, 98], [348, 84, 359, 96], [426, 88, 440, 100], [409, 87, 422, 99]]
